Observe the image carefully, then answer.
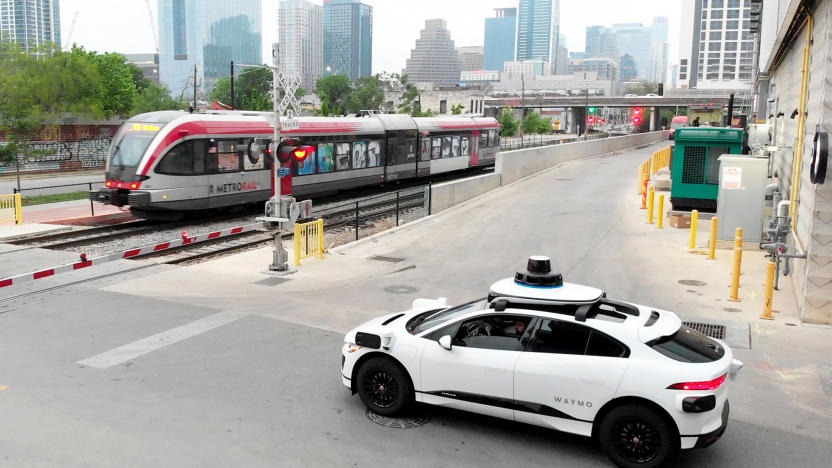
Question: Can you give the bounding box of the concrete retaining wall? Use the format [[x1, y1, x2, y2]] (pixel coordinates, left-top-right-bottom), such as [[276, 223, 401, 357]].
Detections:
[[497, 131, 666, 185], [430, 172, 502, 213], [430, 131, 665, 213]]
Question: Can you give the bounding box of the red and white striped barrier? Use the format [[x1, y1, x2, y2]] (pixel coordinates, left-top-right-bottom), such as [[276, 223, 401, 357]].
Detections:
[[0, 222, 263, 289]]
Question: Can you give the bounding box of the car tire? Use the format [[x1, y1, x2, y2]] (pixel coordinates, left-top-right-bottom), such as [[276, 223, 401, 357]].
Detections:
[[599, 404, 678, 468], [356, 357, 413, 416]]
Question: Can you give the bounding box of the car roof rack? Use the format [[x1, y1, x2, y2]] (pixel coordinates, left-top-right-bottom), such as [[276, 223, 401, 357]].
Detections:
[[487, 296, 638, 323]]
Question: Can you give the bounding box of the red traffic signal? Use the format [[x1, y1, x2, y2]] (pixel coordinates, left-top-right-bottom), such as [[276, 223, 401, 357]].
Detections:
[[633, 117, 642, 125], [633, 108, 642, 115], [587, 117, 595, 124], [293, 146, 315, 160]]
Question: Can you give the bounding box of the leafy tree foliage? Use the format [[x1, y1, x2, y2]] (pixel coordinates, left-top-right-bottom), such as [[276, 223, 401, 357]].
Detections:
[[315, 74, 352, 116], [133, 83, 187, 115], [89, 51, 138, 117], [522, 112, 552, 134], [451, 104, 465, 115], [345, 76, 385, 114], [500, 109, 519, 137]]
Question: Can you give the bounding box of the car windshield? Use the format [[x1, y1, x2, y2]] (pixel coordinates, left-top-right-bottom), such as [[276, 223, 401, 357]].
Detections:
[[406, 298, 486, 335], [110, 123, 162, 167], [671, 122, 687, 129]]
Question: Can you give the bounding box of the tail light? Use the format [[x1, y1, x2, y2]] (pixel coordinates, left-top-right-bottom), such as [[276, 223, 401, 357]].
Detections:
[[667, 373, 727, 391]]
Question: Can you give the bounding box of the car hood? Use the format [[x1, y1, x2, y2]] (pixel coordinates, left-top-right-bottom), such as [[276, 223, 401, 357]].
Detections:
[[344, 297, 450, 343]]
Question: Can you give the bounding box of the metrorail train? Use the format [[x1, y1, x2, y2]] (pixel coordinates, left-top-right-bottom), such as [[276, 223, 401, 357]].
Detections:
[[91, 111, 502, 220]]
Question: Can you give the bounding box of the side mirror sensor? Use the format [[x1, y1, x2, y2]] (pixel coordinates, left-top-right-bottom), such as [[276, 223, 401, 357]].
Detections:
[[438, 335, 453, 351]]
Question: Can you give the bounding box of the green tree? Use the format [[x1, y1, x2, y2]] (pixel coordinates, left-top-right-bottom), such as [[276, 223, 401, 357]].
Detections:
[[90, 51, 139, 117], [133, 82, 186, 114], [315, 74, 352, 116], [345, 75, 384, 114], [523, 112, 548, 134], [500, 109, 519, 137], [451, 103, 465, 115]]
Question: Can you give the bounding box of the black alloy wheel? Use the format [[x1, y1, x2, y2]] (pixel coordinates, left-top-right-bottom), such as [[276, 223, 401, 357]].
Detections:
[[611, 419, 661, 463], [362, 368, 400, 408], [599, 404, 678, 468], [356, 357, 413, 416]]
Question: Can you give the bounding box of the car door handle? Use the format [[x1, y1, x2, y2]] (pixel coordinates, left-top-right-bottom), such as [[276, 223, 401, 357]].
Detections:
[[484, 367, 506, 374], [581, 378, 604, 386]]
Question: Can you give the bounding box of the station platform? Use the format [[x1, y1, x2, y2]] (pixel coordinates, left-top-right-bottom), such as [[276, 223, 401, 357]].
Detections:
[[22, 199, 135, 225]]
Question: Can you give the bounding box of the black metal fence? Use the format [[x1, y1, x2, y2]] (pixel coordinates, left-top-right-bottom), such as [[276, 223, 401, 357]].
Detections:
[[499, 133, 610, 151], [14, 181, 103, 216]]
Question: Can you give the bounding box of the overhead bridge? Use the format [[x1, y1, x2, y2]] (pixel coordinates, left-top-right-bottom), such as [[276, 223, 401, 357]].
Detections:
[[485, 96, 731, 109]]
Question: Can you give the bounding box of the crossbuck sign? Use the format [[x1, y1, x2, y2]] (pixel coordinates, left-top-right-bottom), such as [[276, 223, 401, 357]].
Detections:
[[276, 71, 301, 115]]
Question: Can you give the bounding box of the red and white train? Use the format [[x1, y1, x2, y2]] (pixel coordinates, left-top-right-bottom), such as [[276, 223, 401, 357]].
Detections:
[[91, 111, 501, 219]]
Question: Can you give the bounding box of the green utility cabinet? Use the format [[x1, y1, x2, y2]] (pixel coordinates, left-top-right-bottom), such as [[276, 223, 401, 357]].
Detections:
[[671, 127, 744, 211]]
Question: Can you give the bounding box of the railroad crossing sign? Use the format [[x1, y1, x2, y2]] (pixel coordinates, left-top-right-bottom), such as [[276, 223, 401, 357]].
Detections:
[[275, 71, 301, 115]]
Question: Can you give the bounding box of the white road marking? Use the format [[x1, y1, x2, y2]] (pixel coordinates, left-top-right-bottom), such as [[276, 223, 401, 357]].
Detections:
[[77, 310, 249, 369]]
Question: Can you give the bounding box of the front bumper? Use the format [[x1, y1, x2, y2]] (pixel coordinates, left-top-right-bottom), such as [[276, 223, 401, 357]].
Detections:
[[90, 188, 151, 207], [694, 400, 729, 448]]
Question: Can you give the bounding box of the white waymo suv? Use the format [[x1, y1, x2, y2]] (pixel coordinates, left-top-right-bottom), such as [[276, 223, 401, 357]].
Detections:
[[341, 256, 742, 467]]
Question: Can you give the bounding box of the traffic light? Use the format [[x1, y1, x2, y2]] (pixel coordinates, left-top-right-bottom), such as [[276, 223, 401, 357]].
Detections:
[[633, 107, 642, 116], [275, 143, 314, 163], [587, 116, 595, 124], [588, 106, 596, 114]]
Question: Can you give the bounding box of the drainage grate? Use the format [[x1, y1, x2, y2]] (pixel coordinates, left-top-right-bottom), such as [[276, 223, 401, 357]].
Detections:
[[369, 255, 405, 263], [683, 321, 726, 340], [365, 409, 430, 429]]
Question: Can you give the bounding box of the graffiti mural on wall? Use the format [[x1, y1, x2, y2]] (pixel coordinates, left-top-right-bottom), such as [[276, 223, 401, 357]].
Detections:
[[0, 124, 120, 173]]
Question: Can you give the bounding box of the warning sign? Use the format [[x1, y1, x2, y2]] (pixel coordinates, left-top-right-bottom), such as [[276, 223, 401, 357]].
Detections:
[[722, 166, 742, 190]]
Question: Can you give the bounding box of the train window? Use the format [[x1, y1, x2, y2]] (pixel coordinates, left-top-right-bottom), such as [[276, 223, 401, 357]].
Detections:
[[480, 132, 488, 149], [442, 137, 452, 158], [317, 143, 335, 173], [420, 138, 430, 162], [295, 145, 317, 176], [451, 136, 460, 157], [215, 140, 245, 172], [488, 130, 497, 147], [432, 137, 442, 159], [461, 137, 470, 156], [406, 137, 417, 160], [335, 142, 351, 170], [156, 141, 194, 174], [471, 133, 479, 155], [367, 141, 382, 167], [352, 141, 368, 168]]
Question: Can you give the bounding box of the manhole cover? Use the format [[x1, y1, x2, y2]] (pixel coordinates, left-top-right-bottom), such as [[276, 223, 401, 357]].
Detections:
[[384, 285, 418, 294], [683, 321, 726, 340], [679, 279, 707, 287], [369, 255, 405, 263], [365, 409, 429, 429]]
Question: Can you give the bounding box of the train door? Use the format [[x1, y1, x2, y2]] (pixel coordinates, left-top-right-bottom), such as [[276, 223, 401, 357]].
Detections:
[[417, 134, 431, 177], [207, 139, 246, 208], [385, 130, 417, 182], [385, 131, 402, 182], [470, 131, 480, 167]]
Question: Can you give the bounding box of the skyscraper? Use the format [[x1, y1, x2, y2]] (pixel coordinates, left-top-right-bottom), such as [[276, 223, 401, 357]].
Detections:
[[515, 0, 560, 74], [457, 46, 484, 72], [483, 7, 516, 71], [608, 18, 668, 83], [0, 0, 61, 51], [323, 0, 372, 81], [403, 19, 461, 87], [678, 0, 754, 90], [279, 0, 322, 91], [158, 0, 261, 97], [585, 25, 617, 60]]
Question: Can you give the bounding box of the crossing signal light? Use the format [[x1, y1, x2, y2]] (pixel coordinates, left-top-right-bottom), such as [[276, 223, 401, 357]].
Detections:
[[587, 117, 595, 124], [293, 146, 314, 160], [633, 117, 642, 125], [633, 108, 642, 115], [588, 107, 596, 114]]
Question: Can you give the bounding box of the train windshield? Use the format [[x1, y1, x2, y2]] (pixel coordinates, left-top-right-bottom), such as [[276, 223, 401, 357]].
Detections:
[[110, 123, 162, 167]]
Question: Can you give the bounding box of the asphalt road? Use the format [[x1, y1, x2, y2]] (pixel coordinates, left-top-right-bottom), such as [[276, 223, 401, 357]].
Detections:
[[0, 171, 104, 196], [1, 143, 830, 467]]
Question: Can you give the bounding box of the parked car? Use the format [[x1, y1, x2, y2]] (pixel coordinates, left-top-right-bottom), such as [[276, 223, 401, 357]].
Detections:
[[669, 116, 689, 140]]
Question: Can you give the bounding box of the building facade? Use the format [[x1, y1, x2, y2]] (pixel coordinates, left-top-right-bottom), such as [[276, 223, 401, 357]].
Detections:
[[457, 46, 484, 72], [157, 0, 261, 97], [515, 0, 560, 74], [0, 0, 60, 51], [459, 69, 501, 87], [323, 0, 372, 81], [504, 59, 551, 76], [585, 25, 617, 60], [124, 53, 160, 85], [568, 57, 620, 81], [757, 0, 832, 324], [403, 19, 461, 87], [483, 7, 516, 71], [677, 0, 754, 90], [279, 0, 322, 91]]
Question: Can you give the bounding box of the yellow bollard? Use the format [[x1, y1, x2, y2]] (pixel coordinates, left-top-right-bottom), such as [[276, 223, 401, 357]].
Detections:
[[647, 188, 655, 223], [688, 210, 699, 249], [708, 216, 718, 260], [729, 228, 743, 301], [657, 195, 664, 229], [761, 261, 776, 320]]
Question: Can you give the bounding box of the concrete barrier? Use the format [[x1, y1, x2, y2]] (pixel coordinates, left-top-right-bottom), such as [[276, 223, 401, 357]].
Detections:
[[497, 131, 666, 185], [430, 172, 501, 213], [429, 131, 666, 214]]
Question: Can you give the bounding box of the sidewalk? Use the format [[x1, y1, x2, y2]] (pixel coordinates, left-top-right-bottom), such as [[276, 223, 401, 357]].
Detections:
[[101, 141, 832, 444]]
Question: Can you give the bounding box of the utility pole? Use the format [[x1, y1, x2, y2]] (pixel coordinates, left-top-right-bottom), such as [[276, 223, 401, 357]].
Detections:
[[192, 65, 197, 113], [519, 73, 525, 140], [230, 61, 235, 110], [584, 89, 589, 139]]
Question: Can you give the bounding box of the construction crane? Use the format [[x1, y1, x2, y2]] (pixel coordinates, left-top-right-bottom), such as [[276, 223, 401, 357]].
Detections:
[[145, 0, 159, 54], [63, 11, 79, 50]]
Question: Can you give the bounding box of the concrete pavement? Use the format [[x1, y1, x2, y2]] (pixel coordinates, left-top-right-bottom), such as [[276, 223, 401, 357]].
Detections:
[[1, 141, 830, 467]]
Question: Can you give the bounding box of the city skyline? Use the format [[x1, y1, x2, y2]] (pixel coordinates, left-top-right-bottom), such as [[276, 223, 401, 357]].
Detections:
[[55, 0, 680, 81]]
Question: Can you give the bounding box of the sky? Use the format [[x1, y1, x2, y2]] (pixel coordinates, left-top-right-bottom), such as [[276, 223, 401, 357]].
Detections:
[[59, 0, 682, 74]]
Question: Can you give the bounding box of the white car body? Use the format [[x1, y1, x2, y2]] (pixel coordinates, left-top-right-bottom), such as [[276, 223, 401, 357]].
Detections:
[[342, 270, 742, 458]]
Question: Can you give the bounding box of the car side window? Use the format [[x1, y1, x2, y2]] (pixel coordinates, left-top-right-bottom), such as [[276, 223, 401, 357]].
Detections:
[[450, 314, 533, 351], [528, 319, 591, 355], [586, 330, 629, 358]]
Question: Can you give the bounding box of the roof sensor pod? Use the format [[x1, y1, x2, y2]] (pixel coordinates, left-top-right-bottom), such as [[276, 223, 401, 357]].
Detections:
[[514, 255, 563, 287]]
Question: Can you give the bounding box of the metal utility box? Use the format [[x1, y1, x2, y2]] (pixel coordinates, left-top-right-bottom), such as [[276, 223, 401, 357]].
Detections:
[[671, 127, 744, 211], [716, 155, 768, 241]]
